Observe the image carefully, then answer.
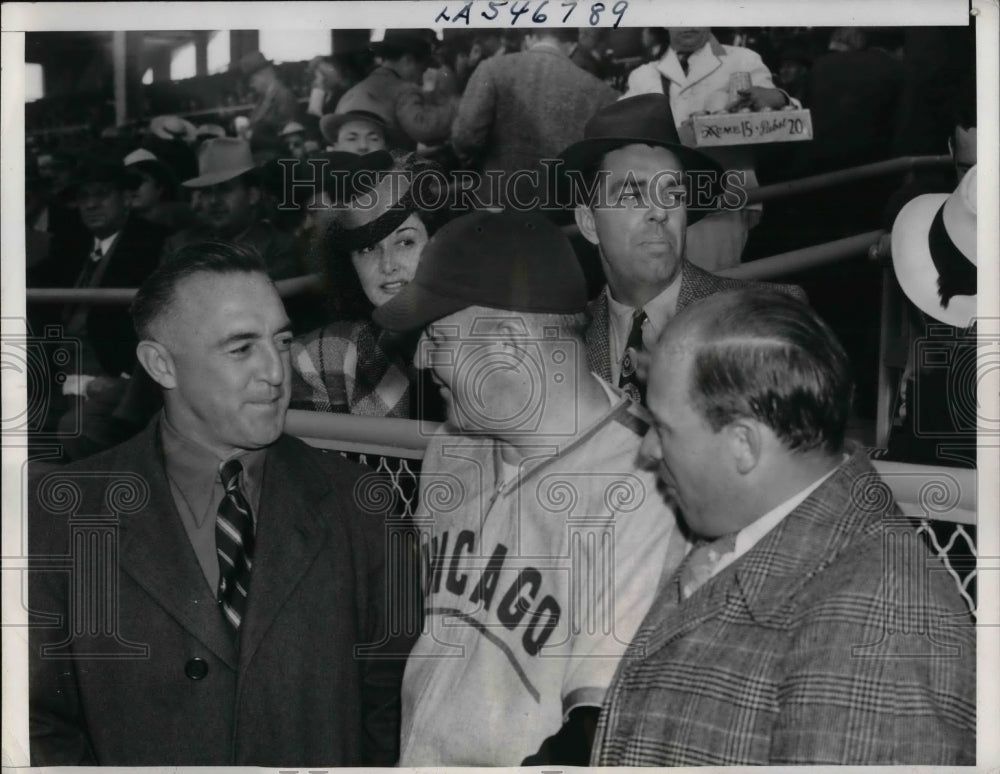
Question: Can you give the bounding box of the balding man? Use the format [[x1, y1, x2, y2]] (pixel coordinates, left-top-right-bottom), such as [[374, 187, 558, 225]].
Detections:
[[592, 289, 975, 765]]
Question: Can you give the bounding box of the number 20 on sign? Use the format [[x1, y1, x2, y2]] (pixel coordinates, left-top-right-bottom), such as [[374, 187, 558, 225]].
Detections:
[[435, 1, 630, 28]]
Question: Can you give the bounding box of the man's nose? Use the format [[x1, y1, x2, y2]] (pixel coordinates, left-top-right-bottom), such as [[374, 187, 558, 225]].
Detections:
[[260, 343, 286, 386]]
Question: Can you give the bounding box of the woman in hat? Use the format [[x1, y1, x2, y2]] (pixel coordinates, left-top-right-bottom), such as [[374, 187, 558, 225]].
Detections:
[[290, 152, 450, 419]]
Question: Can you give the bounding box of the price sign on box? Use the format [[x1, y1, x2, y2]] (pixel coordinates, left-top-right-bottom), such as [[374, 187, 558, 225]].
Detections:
[[692, 109, 813, 147]]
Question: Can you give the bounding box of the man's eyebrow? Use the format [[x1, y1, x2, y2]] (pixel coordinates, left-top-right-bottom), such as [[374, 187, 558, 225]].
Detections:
[[217, 322, 292, 347]]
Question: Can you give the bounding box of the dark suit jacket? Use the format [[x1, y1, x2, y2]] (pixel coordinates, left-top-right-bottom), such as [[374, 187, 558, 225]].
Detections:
[[593, 450, 976, 765], [586, 260, 807, 396], [163, 219, 300, 280], [31, 215, 167, 377], [29, 420, 408, 766]]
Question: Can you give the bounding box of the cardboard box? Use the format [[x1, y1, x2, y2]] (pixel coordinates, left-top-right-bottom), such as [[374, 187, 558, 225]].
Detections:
[[692, 108, 813, 147]]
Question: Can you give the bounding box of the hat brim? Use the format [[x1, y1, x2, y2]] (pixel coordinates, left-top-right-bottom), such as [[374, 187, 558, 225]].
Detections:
[[372, 278, 472, 334], [556, 137, 725, 224], [320, 111, 389, 145], [182, 163, 258, 188], [891, 193, 976, 328], [150, 117, 198, 144]]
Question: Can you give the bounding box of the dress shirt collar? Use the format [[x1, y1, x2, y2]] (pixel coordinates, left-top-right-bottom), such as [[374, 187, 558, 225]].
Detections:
[[91, 231, 121, 260], [528, 40, 567, 57], [159, 412, 267, 527], [704, 454, 849, 586], [606, 274, 682, 381]]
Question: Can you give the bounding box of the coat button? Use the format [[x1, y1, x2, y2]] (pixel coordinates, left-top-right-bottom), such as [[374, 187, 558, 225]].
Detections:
[[185, 657, 209, 680]]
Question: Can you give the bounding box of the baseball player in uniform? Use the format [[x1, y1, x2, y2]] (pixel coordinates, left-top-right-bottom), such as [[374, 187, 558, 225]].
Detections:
[[374, 211, 689, 765]]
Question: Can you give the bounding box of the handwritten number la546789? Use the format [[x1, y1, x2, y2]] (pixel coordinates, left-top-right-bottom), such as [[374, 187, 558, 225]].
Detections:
[[435, 1, 629, 27]]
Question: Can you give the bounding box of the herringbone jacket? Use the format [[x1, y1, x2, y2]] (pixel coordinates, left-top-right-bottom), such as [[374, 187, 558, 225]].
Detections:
[[592, 449, 976, 765], [585, 260, 807, 399]]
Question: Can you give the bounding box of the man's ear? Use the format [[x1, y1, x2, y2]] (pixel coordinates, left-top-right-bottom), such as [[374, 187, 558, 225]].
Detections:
[[136, 340, 177, 391], [247, 185, 262, 207], [727, 419, 763, 476], [574, 204, 600, 247]]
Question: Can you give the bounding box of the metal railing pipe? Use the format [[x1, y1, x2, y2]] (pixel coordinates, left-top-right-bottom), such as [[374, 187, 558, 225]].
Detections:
[[718, 230, 882, 280]]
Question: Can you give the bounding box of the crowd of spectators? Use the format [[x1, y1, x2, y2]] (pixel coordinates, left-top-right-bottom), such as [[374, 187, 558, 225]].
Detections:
[[24, 25, 974, 461]]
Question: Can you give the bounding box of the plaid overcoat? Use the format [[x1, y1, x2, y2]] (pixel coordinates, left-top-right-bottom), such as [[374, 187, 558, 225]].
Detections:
[[592, 449, 976, 765]]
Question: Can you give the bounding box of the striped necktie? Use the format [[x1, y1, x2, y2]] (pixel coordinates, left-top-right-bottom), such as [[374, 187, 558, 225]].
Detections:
[[618, 308, 647, 402], [216, 459, 255, 636]]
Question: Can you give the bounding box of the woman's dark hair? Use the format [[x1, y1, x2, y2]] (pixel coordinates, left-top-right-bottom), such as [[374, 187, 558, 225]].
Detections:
[[321, 154, 453, 321]]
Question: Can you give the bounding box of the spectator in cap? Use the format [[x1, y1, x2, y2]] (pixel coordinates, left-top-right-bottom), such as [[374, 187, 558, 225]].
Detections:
[[319, 98, 392, 154], [557, 94, 804, 405], [335, 29, 455, 150], [123, 148, 194, 233], [592, 287, 975, 765], [163, 137, 299, 280], [623, 28, 797, 270], [240, 50, 300, 137], [373, 210, 689, 766], [570, 28, 611, 80], [290, 152, 450, 418], [279, 121, 308, 160], [30, 154, 168, 440], [451, 27, 618, 208]]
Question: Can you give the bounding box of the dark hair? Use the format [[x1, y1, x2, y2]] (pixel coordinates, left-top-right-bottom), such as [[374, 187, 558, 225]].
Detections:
[[131, 241, 269, 340], [685, 289, 854, 455], [321, 155, 452, 321]]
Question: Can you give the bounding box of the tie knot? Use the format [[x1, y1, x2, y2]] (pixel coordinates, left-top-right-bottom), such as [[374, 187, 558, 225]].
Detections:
[[632, 308, 647, 325], [91, 246, 103, 261], [220, 459, 244, 492]]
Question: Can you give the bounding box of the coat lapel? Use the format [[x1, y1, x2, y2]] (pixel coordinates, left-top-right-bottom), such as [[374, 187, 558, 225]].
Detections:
[[586, 289, 613, 382], [237, 437, 332, 667], [641, 450, 885, 658], [116, 421, 237, 667], [677, 37, 727, 93]]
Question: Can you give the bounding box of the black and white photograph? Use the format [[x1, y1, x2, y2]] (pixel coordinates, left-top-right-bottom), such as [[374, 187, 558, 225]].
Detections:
[[1, 0, 996, 770]]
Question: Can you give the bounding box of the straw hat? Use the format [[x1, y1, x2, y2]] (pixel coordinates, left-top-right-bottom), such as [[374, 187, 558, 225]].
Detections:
[[182, 138, 257, 188], [150, 115, 197, 144], [891, 166, 977, 327]]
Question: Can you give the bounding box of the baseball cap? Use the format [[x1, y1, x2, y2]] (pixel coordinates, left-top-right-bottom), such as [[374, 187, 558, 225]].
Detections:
[[374, 211, 588, 333]]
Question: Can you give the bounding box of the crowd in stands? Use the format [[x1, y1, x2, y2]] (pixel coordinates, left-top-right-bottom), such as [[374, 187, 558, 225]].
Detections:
[[25, 24, 975, 465]]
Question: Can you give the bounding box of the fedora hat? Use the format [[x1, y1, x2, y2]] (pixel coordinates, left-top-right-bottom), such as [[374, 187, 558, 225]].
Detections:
[[557, 93, 724, 223], [374, 210, 588, 333], [149, 114, 197, 144], [239, 50, 273, 78], [182, 137, 257, 188], [68, 154, 131, 193], [370, 29, 438, 62], [891, 166, 977, 328]]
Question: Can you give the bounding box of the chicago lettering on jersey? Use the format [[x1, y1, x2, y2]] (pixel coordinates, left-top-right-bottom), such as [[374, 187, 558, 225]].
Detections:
[[421, 529, 562, 657]]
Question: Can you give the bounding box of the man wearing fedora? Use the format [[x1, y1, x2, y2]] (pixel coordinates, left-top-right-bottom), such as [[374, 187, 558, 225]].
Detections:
[[336, 29, 455, 150], [240, 51, 300, 137], [373, 211, 689, 766], [164, 137, 299, 281], [557, 93, 804, 405], [319, 97, 391, 154], [622, 28, 795, 271]]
